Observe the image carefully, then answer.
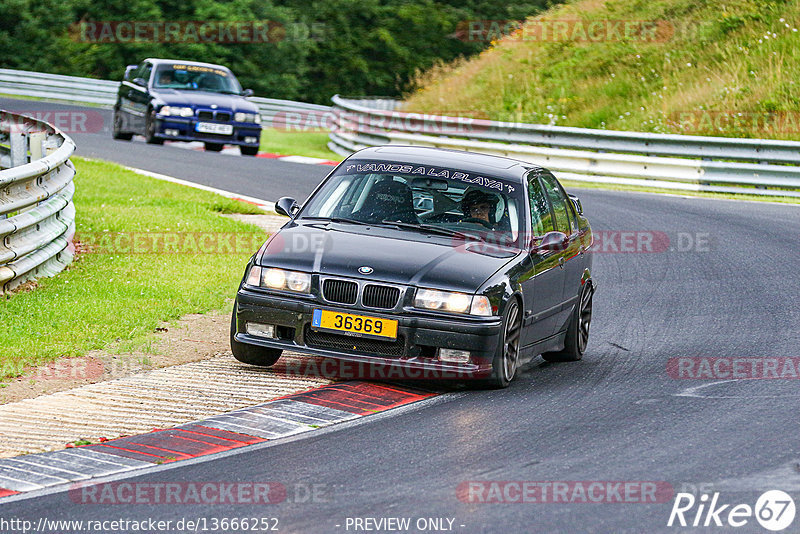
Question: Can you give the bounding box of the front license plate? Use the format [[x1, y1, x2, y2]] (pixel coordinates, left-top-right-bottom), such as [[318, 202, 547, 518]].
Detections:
[[195, 122, 233, 135], [311, 309, 398, 340]]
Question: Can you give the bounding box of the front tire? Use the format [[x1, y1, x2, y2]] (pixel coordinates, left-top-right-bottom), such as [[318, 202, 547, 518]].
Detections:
[[240, 146, 259, 156], [484, 298, 522, 388], [230, 309, 282, 367], [542, 282, 593, 362], [144, 109, 164, 145]]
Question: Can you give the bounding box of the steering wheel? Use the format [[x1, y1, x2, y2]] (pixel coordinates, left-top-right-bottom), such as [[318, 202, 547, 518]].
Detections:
[[462, 217, 494, 229]]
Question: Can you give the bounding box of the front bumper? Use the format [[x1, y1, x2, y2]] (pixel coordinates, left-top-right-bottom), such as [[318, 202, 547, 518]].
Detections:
[[154, 116, 261, 146], [234, 287, 503, 379]]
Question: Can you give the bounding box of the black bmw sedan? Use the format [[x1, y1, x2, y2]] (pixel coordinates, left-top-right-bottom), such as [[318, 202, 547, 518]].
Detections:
[[232, 146, 595, 387]]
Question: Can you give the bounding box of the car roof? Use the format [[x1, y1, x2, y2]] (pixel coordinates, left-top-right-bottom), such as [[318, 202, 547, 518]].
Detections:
[[144, 58, 231, 71], [348, 146, 541, 183]]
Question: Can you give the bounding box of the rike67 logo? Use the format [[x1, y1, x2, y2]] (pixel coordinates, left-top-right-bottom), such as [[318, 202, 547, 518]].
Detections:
[[668, 490, 796, 531]]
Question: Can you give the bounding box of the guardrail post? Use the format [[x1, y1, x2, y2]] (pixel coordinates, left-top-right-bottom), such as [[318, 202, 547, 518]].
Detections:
[[9, 131, 27, 167], [29, 132, 45, 161]]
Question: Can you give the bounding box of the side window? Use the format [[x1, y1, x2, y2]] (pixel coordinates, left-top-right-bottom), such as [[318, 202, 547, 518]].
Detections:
[[527, 172, 554, 237], [540, 172, 571, 234], [566, 197, 579, 232]]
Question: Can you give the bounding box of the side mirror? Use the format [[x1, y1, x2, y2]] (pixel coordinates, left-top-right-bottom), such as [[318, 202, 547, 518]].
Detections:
[[241, 88, 254, 97], [568, 194, 583, 215], [124, 65, 138, 81], [534, 231, 568, 253], [133, 77, 147, 87], [275, 196, 299, 218]]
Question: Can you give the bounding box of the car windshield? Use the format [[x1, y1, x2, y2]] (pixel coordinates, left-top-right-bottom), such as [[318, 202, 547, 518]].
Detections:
[[153, 64, 242, 94], [299, 161, 524, 246]]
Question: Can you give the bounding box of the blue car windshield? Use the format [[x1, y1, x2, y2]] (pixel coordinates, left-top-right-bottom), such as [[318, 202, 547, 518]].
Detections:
[[153, 64, 242, 94]]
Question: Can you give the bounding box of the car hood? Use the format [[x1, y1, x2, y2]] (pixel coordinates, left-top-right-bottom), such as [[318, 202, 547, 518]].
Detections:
[[152, 89, 258, 113], [257, 223, 521, 293]]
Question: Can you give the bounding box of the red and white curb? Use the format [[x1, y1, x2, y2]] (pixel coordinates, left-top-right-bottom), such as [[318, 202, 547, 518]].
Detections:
[[163, 140, 340, 166], [0, 382, 434, 498]]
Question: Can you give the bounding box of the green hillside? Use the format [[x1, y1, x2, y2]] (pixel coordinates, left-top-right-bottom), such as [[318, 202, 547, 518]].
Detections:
[[405, 0, 800, 140]]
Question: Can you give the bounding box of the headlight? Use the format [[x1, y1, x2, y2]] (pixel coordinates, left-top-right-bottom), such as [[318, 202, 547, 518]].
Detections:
[[246, 266, 311, 294], [415, 289, 492, 316], [235, 112, 259, 123], [160, 106, 193, 117]]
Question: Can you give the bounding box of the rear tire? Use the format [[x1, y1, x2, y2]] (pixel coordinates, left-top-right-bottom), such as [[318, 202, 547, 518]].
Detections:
[[230, 309, 282, 367], [204, 142, 224, 152], [112, 109, 133, 140], [542, 282, 593, 362], [240, 146, 259, 156], [483, 298, 522, 389]]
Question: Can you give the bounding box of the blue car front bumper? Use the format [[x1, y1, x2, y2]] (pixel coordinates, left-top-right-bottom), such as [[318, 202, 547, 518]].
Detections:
[[154, 116, 261, 146]]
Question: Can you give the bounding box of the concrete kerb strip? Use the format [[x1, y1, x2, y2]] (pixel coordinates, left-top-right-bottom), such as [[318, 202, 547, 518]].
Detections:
[[0, 381, 437, 499]]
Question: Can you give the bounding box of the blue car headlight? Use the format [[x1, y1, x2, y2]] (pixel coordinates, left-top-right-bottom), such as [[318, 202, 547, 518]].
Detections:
[[234, 112, 261, 124], [160, 106, 194, 117]]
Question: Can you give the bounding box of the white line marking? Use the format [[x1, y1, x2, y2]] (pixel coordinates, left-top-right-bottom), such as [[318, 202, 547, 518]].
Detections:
[[675, 379, 800, 399], [122, 166, 275, 211], [278, 155, 332, 165]]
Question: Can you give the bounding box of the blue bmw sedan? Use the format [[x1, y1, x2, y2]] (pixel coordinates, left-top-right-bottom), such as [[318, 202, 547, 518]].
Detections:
[[112, 58, 262, 156]]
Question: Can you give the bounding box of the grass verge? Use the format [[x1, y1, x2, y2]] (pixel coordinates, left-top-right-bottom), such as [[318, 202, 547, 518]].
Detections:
[[259, 128, 340, 160], [406, 0, 800, 141], [0, 157, 267, 380]]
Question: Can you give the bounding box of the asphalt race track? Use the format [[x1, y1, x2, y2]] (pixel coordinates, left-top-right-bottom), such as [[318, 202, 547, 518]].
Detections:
[[2, 97, 800, 532], [0, 97, 329, 202]]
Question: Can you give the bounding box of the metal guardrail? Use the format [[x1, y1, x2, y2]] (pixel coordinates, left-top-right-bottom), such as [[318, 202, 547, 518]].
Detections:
[[0, 68, 332, 124], [4, 68, 799, 198], [0, 111, 76, 294], [329, 96, 800, 198]]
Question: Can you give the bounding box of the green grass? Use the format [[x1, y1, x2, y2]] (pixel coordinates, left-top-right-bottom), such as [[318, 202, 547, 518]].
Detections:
[[0, 157, 268, 379], [406, 0, 800, 141], [259, 128, 340, 160]]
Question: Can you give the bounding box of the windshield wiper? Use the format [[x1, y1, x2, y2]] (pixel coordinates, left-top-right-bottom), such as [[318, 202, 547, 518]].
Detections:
[[300, 216, 373, 226], [381, 221, 480, 241]]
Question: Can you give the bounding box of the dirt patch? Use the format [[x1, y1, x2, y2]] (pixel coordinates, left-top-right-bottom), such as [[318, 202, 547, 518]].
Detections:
[[0, 306, 234, 405]]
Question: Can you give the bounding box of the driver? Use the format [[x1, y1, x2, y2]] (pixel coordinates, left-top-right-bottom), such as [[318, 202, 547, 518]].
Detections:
[[461, 188, 498, 227], [158, 70, 174, 86]]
